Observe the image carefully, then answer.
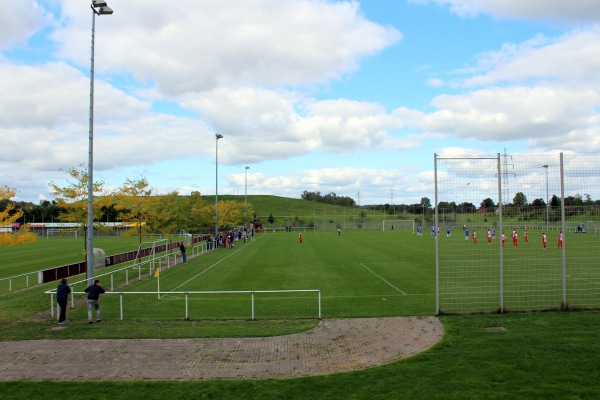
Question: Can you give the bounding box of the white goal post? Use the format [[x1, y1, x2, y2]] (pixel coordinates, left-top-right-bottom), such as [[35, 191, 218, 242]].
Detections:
[[382, 220, 415, 232], [178, 230, 193, 245], [46, 228, 78, 239]]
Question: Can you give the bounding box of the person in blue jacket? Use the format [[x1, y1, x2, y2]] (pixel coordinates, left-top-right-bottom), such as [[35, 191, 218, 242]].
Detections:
[[56, 278, 71, 324]]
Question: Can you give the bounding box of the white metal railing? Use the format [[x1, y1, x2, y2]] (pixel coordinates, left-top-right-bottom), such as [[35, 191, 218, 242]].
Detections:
[[0, 239, 214, 293], [47, 289, 321, 321], [0, 271, 38, 292], [44, 245, 218, 317]]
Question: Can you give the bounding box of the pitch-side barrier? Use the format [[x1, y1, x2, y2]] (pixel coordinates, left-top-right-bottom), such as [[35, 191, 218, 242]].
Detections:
[[47, 289, 321, 321]]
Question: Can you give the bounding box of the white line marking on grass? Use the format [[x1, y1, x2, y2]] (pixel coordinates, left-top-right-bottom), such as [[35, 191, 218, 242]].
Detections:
[[567, 274, 600, 285], [359, 263, 407, 295], [168, 244, 249, 294], [324, 293, 432, 299]]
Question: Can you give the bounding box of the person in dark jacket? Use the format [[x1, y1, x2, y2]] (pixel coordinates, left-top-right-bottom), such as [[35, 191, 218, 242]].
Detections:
[[179, 242, 187, 263], [56, 278, 71, 324], [84, 279, 105, 324]]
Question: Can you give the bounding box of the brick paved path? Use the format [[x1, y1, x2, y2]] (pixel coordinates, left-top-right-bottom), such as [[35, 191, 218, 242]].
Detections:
[[0, 316, 443, 381]]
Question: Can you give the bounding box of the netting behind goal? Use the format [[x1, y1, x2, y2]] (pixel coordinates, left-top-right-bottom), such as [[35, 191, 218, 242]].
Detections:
[[435, 153, 600, 314], [382, 220, 414, 231], [46, 229, 78, 239]]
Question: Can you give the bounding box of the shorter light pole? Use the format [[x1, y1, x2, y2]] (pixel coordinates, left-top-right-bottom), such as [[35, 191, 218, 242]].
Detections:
[[215, 134, 223, 237], [245, 166, 249, 227], [543, 165, 549, 230]]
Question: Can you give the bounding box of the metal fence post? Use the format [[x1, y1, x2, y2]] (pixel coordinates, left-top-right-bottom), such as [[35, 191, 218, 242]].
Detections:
[[318, 290, 322, 319]]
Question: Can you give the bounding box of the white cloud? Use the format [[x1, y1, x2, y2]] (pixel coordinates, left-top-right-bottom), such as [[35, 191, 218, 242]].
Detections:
[[458, 29, 600, 88], [410, 0, 600, 23], [181, 88, 413, 163], [226, 167, 427, 204], [395, 86, 600, 142], [0, 0, 51, 49], [54, 0, 401, 96], [397, 25, 600, 154]]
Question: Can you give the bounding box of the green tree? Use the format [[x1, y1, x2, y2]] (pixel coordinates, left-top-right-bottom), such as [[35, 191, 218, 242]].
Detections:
[[420, 197, 431, 211], [114, 176, 155, 245], [480, 198, 495, 208], [512, 192, 528, 207], [531, 198, 546, 207], [268, 213, 275, 224]]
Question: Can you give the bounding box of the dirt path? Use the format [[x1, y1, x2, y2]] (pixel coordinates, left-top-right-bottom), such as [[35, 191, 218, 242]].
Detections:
[[0, 316, 443, 381]]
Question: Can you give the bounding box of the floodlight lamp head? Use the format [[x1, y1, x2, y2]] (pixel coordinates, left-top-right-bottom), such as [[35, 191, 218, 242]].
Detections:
[[216, 134, 223, 139], [97, 6, 113, 14], [542, 164, 548, 168], [92, 0, 108, 8]]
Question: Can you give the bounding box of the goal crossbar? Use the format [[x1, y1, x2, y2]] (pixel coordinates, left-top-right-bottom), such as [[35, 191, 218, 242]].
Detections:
[[382, 220, 415, 231]]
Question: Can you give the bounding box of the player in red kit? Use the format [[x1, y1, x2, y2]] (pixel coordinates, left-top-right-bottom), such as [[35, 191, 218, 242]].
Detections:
[[487, 230, 492, 244], [472, 231, 477, 244], [524, 230, 528, 243], [542, 233, 547, 249], [513, 231, 518, 247], [501, 233, 506, 248], [558, 231, 563, 248]]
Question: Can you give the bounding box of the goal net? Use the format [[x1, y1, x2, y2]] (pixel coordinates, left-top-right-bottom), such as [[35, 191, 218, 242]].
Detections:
[[46, 229, 78, 239], [382, 220, 414, 232]]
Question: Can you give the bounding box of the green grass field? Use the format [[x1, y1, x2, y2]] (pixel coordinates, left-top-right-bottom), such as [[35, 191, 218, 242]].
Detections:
[[0, 236, 154, 277], [63, 231, 436, 322], [1, 230, 600, 399]]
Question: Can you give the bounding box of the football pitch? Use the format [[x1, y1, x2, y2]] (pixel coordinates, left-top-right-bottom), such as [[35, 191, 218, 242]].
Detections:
[[3, 229, 600, 318], [64, 231, 437, 321], [2, 231, 600, 399]]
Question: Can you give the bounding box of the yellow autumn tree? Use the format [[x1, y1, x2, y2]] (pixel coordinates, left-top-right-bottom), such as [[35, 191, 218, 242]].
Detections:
[[48, 165, 110, 254], [147, 191, 182, 241], [0, 185, 37, 246], [196, 199, 255, 232], [113, 176, 155, 244]]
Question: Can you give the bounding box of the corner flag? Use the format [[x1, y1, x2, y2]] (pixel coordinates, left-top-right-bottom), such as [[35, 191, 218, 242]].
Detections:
[[154, 267, 160, 278]]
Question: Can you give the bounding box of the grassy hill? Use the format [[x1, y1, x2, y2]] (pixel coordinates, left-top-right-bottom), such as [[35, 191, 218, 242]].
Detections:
[[204, 194, 390, 221]]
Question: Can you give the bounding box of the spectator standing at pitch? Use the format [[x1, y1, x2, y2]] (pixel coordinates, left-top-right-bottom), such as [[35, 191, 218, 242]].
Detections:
[[85, 279, 105, 324], [179, 242, 187, 263], [56, 278, 71, 324]]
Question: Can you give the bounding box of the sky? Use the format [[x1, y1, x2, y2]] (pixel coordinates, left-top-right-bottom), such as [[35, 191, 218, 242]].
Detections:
[[2, 0, 600, 206]]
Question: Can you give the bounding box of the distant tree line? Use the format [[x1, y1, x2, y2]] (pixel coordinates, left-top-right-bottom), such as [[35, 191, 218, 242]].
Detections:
[[300, 191, 356, 207]]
